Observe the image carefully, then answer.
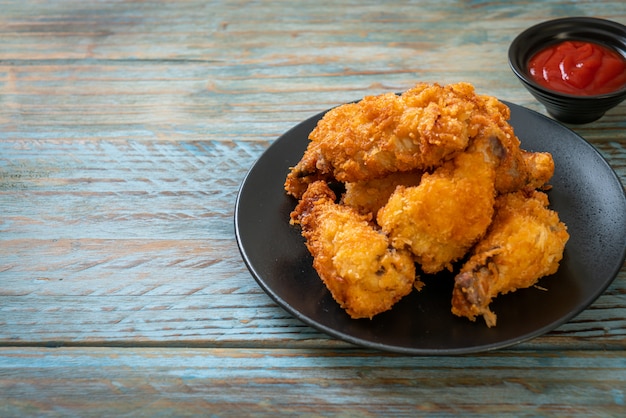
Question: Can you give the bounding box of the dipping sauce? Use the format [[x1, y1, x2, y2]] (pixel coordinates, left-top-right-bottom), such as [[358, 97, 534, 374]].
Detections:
[[528, 40, 626, 96]]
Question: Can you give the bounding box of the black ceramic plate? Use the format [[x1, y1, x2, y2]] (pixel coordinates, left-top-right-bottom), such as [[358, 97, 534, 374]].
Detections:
[[235, 101, 626, 355]]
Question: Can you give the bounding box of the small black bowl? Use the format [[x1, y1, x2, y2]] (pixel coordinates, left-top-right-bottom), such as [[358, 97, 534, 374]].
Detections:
[[509, 17, 626, 124]]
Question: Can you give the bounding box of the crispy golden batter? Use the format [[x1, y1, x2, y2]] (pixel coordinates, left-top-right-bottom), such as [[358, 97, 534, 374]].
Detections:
[[285, 82, 552, 199], [377, 135, 498, 274], [285, 82, 567, 325], [292, 181, 418, 319], [522, 150, 555, 190], [341, 170, 423, 218], [471, 110, 555, 194], [451, 190, 569, 327], [285, 82, 510, 198]]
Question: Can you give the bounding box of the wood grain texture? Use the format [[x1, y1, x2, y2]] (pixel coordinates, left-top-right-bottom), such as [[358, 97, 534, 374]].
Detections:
[[1, 0, 625, 144], [1, 138, 624, 349], [1, 0, 625, 415], [1, 347, 626, 417]]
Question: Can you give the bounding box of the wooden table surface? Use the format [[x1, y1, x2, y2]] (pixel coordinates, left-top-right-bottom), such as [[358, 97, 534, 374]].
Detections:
[[1, 0, 625, 416]]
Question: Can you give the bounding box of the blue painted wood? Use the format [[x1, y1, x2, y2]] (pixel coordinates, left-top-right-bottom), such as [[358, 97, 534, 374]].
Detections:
[[1, 347, 625, 416]]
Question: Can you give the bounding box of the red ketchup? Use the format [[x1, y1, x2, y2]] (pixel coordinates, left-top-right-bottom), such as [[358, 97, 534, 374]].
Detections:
[[528, 40, 626, 96]]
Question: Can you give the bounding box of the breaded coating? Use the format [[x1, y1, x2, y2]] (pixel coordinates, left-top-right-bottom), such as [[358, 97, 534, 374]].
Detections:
[[522, 151, 555, 190], [292, 181, 418, 319], [451, 190, 569, 327], [341, 170, 423, 218], [377, 134, 499, 274], [471, 109, 555, 194], [285, 82, 554, 199], [285, 82, 567, 325], [285, 82, 508, 198]]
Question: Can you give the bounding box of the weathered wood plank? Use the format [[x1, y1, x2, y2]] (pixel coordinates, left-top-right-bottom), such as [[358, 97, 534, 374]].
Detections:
[[1, 1, 624, 144], [1, 347, 625, 417], [2, 235, 623, 348], [1, 136, 623, 242], [0, 0, 625, 414], [1, 137, 624, 348], [0, 139, 265, 240]]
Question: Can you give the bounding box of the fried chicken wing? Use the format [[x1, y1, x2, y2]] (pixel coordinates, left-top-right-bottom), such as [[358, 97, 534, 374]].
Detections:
[[471, 108, 555, 194], [341, 170, 423, 218], [285, 82, 507, 198], [522, 150, 555, 190], [451, 190, 569, 327], [286, 82, 555, 199], [292, 181, 418, 319], [285, 81, 567, 325], [377, 134, 499, 274]]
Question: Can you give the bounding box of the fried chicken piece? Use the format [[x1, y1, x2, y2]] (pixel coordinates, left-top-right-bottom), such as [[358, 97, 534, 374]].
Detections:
[[493, 143, 555, 193], [522, 150, 555, 190], [285, 81, 565, 324], [283, 140, 335, 199], [451, 190, 569, 327], [341, 170, 423, 218], [285, 82, 508, 198], [292, 181, 418, 319], [285, 82, 554, 199], [377, 134, 499, 274], [470, 103, 555, 194]]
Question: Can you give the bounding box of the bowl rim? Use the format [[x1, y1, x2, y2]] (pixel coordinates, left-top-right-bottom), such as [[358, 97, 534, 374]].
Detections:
[[508, 16, 626, 99]]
